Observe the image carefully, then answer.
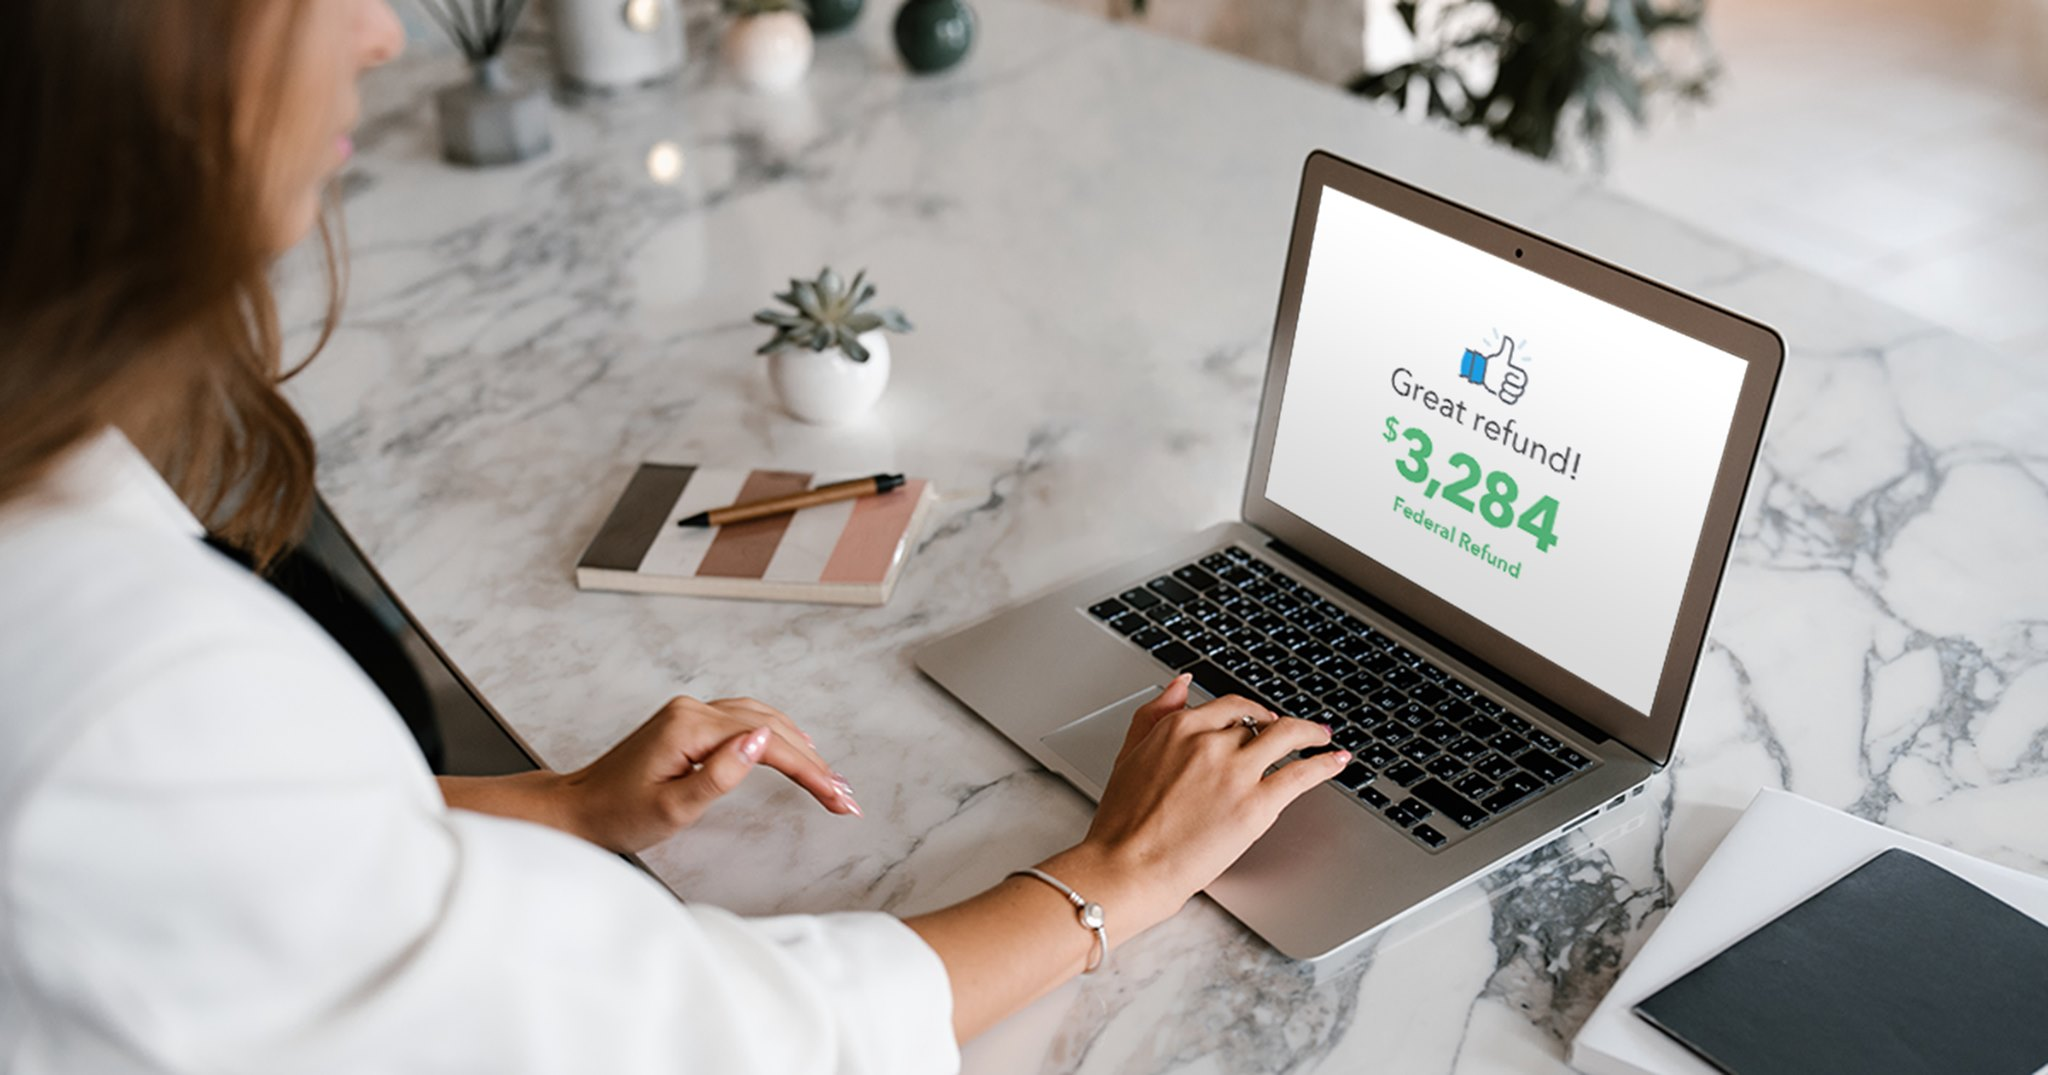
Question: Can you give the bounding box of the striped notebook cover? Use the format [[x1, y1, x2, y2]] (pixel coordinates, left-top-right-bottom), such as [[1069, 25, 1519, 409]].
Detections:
[[575, 464, 936, 605]]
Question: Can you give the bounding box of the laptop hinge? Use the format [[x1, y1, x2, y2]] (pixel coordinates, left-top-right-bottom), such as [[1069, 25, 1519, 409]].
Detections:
[[1264, 537, 1616, 749]]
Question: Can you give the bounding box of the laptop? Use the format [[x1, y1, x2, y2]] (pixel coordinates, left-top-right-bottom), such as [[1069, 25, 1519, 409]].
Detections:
[[916, 150, 1784, 962]]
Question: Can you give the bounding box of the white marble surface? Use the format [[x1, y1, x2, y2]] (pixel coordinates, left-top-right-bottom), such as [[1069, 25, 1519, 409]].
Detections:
[[280, 2, 2048, 1070]]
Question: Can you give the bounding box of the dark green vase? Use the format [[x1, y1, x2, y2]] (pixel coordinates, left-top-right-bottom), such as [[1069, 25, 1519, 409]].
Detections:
[[893, 0, 975, 74], [808, 0, 863, 34]]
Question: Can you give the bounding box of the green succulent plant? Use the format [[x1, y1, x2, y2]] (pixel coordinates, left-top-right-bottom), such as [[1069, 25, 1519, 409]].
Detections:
[[722, 0, 811, 17], [754, 267, 912, 364]]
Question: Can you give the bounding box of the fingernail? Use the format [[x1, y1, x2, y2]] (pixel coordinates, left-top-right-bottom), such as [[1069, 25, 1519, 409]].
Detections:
[[841, 792, 863, 817], [739, 728, 770, 762], [1334, 750, 1352, 763], [832, 777, 854, 796], [801, 731, 816, 747], [1318, 722, 1333, 735]]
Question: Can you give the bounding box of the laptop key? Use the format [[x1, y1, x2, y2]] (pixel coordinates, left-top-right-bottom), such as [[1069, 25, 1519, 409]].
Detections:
[[1222, 546, 1250, 562], [1556, 746, 1591, 770], [1453, 772, 1494, 798], [1487, 731, 1528, 756], [1119, 587, 1161, 610], [1425, 756, 1465, 780], [1385, 804, 1422, 828], [1185, 661, 1269, 710], [1107, 612, 1146, 636], [1474, 752, 1519, 782], [1395, 797, 1432, 822], [1327, 688, 1362, 711], [1499, 771, 1541, 799], [1298, 673, 1337, 697], [1276, 657, 1314, 680], [1359, 741, 1399, 769], [1150, 641, 1200, 669], [1088, 598, 1126, 620], [1529, 730, 1563, 753], [1200, 552, 1233, 570], [1464, 715, 1501, 739], [1410, 779, 1488, 830], [1334, 762, 1374, 790], [1516, 749, 1572, 784], [1383, 760, 1425, 787], [1412, 824, 1448, 848], [1130, 626, 1169, 649], [1271, 627, 1311, 649], [1420, 719, 1460, 744], [1173, 565, 1221, 591], [1359, 786, 1390, 808], [1448, 736, 1489, 763], [1481, 785, 1529, 814], [1147, 576, 1197, 604], [1398, 738, 1438, 763], [1334, 727, 1370, 753]]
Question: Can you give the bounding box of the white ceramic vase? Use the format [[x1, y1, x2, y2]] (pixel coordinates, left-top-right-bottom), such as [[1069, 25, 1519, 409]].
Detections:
[[768, 332, 891, 424], [724, 12, 814, 92]]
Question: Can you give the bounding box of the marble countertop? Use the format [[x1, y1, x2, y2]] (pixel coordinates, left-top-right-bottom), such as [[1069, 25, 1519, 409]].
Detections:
[[284, 2, 2048, 1070]]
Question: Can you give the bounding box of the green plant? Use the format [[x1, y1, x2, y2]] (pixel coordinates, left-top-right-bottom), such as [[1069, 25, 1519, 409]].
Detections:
[[754, 268, 913, 364], [416, 0, 534, 63], [1349, 0, 1717, 166], [723, 0, 812, 17]]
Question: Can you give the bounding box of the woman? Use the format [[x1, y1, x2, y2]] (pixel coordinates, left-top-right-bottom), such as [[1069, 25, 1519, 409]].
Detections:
[[0, 2, 1351, 1071]]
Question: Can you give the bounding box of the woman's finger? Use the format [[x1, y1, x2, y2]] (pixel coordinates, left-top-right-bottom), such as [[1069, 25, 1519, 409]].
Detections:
[[661, 726, 771, 826], [1171, 694, 1274, 735], [751, 730, 861, 816], [1239, 717, 1333, 769], [1256, 748, 1352, 810], [711, 697, 831, 773], [1121, 673, 1191, 758]]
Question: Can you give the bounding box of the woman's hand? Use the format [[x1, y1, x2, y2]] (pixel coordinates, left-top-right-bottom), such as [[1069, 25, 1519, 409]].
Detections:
[[1041, 674, 1350, 936], [557, 695, 861, 853], [439, 695, 859, 854], [905, 674, 1351, 1041]]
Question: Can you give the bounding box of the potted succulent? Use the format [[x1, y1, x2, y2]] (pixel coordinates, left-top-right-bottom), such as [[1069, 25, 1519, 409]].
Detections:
[[418, 0, 552, 166], [722, 0, 816, 93], [754, 268, 913, 424]]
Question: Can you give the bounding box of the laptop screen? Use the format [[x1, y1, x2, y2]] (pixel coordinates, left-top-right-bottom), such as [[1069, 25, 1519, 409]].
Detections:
[[1264, 187, 1750, 714]]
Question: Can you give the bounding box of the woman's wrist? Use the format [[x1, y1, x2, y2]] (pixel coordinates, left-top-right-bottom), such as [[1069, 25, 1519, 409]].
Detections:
[[1031, 840, 1188, 948], [436, 771, 587, 842]]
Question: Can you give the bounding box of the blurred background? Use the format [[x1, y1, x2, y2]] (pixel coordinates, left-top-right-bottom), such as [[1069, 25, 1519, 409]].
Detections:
[[1040, 0, 2048, 363]]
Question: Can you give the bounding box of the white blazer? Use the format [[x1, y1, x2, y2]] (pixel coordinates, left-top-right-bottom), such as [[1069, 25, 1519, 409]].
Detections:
[[0, 431, 958, 1074]]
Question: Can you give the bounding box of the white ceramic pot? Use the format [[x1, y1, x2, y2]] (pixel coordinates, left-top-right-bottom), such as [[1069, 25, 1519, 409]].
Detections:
[[768, 332, 891, 424], [724, 12, 814, 93]]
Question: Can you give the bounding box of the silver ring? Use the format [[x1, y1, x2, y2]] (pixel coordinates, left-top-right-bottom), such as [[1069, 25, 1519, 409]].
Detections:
[[1239, 713, 1261, 737]]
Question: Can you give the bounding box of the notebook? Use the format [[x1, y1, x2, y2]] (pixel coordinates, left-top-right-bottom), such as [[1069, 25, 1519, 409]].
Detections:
[[575, 464, 936, 605], [1635, 847, 2048, 1075], [1569, 788, 2048, 1075]]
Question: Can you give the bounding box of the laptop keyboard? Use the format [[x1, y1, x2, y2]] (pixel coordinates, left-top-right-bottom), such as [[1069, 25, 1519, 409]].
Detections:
[[1085, 545, 1595, 852]]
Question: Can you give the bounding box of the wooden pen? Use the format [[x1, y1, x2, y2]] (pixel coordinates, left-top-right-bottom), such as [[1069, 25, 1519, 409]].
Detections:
[[676, 473, 906, 527]]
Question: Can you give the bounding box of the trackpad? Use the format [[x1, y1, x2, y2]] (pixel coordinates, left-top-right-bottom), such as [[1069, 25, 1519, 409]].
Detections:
[[1041, 682, 1217, 797]]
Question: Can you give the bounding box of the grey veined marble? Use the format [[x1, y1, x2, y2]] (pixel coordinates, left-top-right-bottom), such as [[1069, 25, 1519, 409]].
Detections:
[[278, 1, 2048, 1071]]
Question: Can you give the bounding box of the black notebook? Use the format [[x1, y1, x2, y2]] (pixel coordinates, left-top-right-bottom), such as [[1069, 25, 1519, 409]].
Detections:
[[1634, 848, 2048, 1075]]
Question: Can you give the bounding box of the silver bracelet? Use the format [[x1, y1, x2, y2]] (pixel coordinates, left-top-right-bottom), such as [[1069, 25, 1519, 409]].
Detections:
[[1009, 867, 1109, 974]]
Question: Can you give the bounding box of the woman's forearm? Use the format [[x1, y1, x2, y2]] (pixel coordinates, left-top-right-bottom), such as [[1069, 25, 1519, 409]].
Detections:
[[437, 772, 580, 836], [903, 842, 1182, 1042]]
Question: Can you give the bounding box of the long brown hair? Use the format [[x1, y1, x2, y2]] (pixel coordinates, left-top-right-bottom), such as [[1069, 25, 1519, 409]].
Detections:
[[0, 1, 341, 569]]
